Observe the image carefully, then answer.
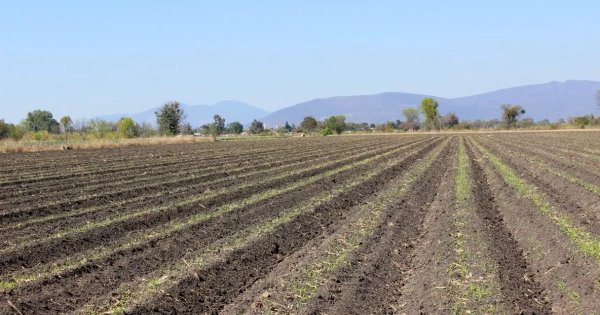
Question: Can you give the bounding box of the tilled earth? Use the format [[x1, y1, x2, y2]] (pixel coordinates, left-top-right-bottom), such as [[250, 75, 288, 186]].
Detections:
[[1, 131, 600, 314]]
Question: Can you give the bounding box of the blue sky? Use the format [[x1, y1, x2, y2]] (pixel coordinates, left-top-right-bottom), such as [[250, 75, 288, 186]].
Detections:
[[1, 0, 599, 122]]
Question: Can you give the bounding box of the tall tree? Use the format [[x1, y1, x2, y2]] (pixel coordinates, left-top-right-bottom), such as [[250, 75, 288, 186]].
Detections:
[[23, 110, 59, 132], [155, 101, 185, 135], [501, 104, 526, 128], [323, 115, 346, 135], [212, 114, 226, 135], [419, 98, 439, 130], [248, 119, 265, 134], [300, 116, 318, 133], [60, 116, 73, 140]]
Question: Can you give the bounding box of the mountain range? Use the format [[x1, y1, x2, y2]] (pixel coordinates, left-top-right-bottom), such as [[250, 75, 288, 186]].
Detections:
[[98, 100, 270, 126], [262, 80, 600, 126], [100, 80, 600, 127]]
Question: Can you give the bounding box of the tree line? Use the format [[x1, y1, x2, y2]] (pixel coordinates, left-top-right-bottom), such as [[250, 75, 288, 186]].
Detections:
[[2, 94, 600, 141]]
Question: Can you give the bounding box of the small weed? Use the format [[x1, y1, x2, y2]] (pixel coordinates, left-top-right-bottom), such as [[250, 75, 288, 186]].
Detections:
[[467, 283, 493, 300], [0, 280, 16, 290]]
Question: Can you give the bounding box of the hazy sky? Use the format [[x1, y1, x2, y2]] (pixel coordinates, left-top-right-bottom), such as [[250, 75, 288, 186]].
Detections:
[[1, 0, 599, 122]]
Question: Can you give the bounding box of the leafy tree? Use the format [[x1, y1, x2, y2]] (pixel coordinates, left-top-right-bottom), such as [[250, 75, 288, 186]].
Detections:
[[300, 116, 318, 133], [323, 115, 346, 135], [155, 101, 185, 135], [440, 112, 459, 129], [227, 121, 243, 134], [248, 119, 265, 134], [571, 116, 591, 129], [212, 114, 226, 135], [283, 121, 293, 132], [419, 98, 439, 130], [116, 117, 139, 138], [501, 104, 526, 128], [23, 110, 59, 132]]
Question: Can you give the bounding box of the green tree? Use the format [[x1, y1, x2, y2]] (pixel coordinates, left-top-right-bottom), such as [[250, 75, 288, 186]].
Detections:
[[501, 104, 526, 128], [248, 119, 265, 134], [300, 116, 318, 133], [283, 121, 293, 132], [116, 117, 139, 138], [419, 98, 439, 130], [227, 121, 243, 134], [323, 115, 346, 135], [571, 116, 591, 129], [23, 110, 59, 132], [155, 101, 185, 135], [208, 114, 226, 137]]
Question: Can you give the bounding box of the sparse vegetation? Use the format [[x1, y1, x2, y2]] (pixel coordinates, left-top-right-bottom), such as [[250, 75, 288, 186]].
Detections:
[[1, 128, 600, 314]]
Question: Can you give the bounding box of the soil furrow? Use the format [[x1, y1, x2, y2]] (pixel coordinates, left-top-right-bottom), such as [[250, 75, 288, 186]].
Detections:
[[465, 139, 550, 314], [121, 139, 449, 314], [301, 138, 455, 315], [1, 138, 444, 314], [0, 138, 438, 275]]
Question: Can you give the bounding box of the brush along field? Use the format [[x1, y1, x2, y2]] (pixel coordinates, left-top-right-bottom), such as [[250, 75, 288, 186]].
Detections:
[[1, 131, 599, 314]]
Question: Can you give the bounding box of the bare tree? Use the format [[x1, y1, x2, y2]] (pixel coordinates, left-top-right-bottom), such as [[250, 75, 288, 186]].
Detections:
[[596, 89, 600, 112]]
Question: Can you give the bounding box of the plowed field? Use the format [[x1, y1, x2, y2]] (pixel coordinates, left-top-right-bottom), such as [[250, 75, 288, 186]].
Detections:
[[1, 131, 600, 314]]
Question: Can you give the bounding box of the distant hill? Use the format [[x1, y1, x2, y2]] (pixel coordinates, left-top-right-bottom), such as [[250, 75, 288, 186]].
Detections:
[[262, 93, 450, 128], [99, 100, 270, 126], [261, 80, 600, 125]]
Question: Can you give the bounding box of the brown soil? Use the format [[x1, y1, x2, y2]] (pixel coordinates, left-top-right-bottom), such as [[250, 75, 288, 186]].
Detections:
[[2, 132, 599, 314]]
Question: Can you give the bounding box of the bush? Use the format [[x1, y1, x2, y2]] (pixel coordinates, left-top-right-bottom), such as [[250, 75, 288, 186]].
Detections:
[[117, 117, 139, 138], [323, 115, 346, 135]]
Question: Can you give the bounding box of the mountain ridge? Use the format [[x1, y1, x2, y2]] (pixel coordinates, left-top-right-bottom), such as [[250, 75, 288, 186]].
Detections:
[[98, 100, 270, 126], [98, 80, 600, 127], [262, 80, 600, 125]]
